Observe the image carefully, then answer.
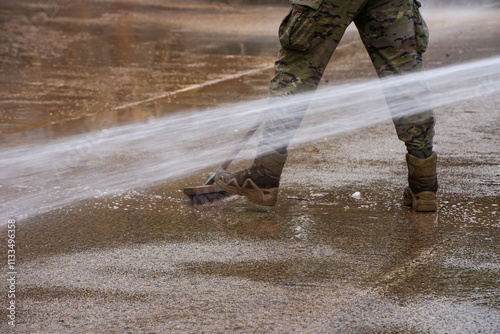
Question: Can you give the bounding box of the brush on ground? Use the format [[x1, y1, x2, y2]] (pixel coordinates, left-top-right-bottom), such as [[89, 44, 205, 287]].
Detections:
[[183, 184, 233, 205]]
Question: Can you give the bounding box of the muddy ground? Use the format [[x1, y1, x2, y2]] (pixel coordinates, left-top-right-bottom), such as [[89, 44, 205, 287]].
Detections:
[[1, 0, 500, 333]]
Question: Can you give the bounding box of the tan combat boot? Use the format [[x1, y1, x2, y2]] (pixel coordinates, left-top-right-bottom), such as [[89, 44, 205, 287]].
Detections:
[[215, 148, 287, 206], [403, 152, 438, 212]]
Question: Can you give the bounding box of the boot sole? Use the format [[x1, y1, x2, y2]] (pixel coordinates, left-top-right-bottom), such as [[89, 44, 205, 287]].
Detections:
[[215, 175, 279, 206], [404, 187, 437, 212]]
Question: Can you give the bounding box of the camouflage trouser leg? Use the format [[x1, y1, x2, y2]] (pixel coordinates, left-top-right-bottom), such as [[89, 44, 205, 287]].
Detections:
[[264, 0, 360, 151], [355, 0, 435, 152], [263, 0, 435, 153]]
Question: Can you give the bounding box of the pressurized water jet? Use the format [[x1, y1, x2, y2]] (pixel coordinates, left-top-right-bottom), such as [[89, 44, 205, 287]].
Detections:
[[1, 56, 499, 221]]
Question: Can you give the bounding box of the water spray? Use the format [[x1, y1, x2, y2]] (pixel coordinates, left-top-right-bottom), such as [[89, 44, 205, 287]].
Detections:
[[1, 56, 499, 221]]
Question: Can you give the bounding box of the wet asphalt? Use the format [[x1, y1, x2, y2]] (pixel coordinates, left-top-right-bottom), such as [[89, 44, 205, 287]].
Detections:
[[1, 1, 500, 333]]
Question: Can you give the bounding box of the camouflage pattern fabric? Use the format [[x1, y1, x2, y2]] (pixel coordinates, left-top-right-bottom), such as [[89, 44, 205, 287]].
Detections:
[[263, 0, 435, 154]]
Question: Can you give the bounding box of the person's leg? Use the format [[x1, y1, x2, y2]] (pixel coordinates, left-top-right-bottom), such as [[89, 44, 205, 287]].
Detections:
[[216, 0, 366, 205], [355, 0, 437, 211], [264, 0, 367, 152]]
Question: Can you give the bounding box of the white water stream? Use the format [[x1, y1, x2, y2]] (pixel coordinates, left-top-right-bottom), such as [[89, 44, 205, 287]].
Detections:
[[1, 56, 499, 221]]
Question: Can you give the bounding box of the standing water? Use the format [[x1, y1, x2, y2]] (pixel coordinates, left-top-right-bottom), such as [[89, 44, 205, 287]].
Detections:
[[1, 56, 500, 221]]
